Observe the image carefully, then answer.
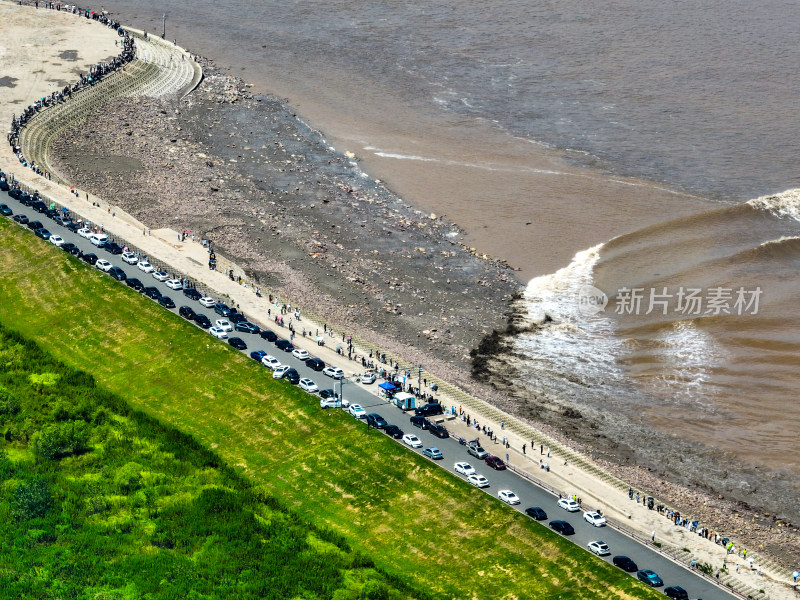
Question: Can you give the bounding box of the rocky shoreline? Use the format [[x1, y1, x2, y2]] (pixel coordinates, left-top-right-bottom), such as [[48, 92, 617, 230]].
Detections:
[[48, 60, 799, 572], [48, 58, 520, 394]]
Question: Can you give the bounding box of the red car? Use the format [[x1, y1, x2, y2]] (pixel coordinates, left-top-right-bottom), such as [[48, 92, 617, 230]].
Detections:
[[485, 455, 507, 470]]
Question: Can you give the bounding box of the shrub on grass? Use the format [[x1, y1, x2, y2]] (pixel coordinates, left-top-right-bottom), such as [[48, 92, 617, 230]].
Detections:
[[33, 421, 90, 460], [114, 462, 144, 494], [12, 478, 53, 520], [0, 387, 20, 417]]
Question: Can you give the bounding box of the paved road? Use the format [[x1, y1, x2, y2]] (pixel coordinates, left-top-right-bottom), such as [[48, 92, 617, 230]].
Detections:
[[0, 186, 738, 600]]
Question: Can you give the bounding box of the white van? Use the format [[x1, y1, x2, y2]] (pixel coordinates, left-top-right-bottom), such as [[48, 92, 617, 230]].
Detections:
[[393, 392, 416, 411], [89, 233, 108, 247]]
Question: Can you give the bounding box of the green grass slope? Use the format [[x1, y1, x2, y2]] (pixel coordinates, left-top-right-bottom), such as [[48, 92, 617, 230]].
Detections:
[[0, 327, 416, 599], [0, 219, 660, 600]]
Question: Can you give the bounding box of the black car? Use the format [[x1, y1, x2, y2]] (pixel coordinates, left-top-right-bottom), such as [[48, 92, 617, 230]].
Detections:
[[259, 329, 278, 342], [234, 321, 260, 334], [0, 204, 12, 216], [60, 242, 81, 256], [428, 423, 450, 439], [108, 266, 127, 281], [65, 222, 81, 233], [45, 208, 60, 219], [81, 252, 98, 265], [366, 414, 388, 429], [319, 389, 337, 400], [228, 337, 247, 350], [194, 314, 212, 329], [410, 415, 429, 430], [8, 188, 21, 199], [158, 295, 176, 309], [284, 368, 300, 384], [0, 180, 8, 191], [612, 556, 638, 573], [27, 220, 43, 231], [664, 587, 688, 600], [275, 339, 294, 352], [214, 302, 232, 316], [179, 305, 196, 320], [525, 507, 548, 521], [549, 520, 575, 535], [183, 288, 202, 301], [32, 202, 48, 213], [384, 425, 404, 439], [143, 286, 162, 299], [12, 214, 29, 224], [414, 403, 444, 417], [34, 227, 52, 240], [228, 311, 247, 324], [305, 357, 325, 371], [104, 242, 123, 255], [125, 277, 144, 291]]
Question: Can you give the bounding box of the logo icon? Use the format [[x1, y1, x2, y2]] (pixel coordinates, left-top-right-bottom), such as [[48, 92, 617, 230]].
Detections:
[[577, 285, 608, 317]]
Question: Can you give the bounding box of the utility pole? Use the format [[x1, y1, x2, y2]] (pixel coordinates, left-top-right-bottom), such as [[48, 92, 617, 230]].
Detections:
[[162, 13, 167, 39], [338, 376, 346, 406]]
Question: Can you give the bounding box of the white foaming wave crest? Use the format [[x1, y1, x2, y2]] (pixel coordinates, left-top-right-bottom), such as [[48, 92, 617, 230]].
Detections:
[[372, 152, 439, 162], [512, 243, 626, 389], [756, 235, 800, 249], [523, 244, 604, 321], [747, 188, 800, 222], [645, 320, 726, 405], [364, 146, 564, 175]]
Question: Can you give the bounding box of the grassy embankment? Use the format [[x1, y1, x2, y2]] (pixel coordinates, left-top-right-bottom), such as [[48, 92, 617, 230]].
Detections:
[[0, 326, 415, 599], [0, 218, 660, 600]]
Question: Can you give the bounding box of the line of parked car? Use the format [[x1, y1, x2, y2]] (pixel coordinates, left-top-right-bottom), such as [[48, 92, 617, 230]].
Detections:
[[0, 181, 697, 600], [532, 495, 691, 598]]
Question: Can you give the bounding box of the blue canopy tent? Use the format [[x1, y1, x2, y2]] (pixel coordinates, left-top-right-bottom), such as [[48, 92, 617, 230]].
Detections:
[[379, 382, 397, 392]]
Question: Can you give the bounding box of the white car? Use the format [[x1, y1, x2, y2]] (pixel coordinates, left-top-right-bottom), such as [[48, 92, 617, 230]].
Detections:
[[209, 327, 228, 339], [320, 396, 350, 409], [48, 235, 64, 247], [323, 366, 344, 379], [152, 270, 169, 282], [402, 433, 423, 448], [454, 462, 476, 476], [349, 404, 366, 419], [498, 490, 521, 505], [215, 319, 233, 333], [261, 355, 282, 370], [558, 498, 581, 512], [587, 540, 611, 556], [77, 227, 92, 238], [360, 371, 377, 384], [199, 296, 216, 308], [121, 252, 138, 265], [272, 365, 290, 379], [584, 511, 607, 527], [95, 259, 113, 272], [299, 378, 319, 393], [467, 474, 490, 488], [292, 348, 310, 360], [165, 278, 183, 290], [137, 261, 154, 273]]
